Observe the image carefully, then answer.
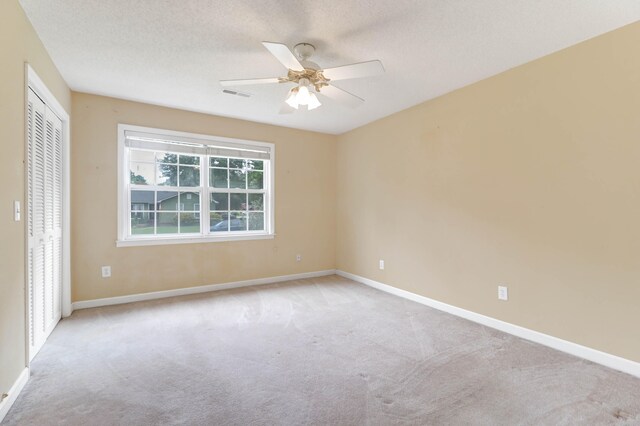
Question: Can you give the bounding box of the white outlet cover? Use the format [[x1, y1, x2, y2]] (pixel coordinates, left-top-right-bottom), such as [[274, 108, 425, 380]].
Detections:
[[101, 266, 111, 278], [498, 286, 508, 301], [379, 260, 385, 270]]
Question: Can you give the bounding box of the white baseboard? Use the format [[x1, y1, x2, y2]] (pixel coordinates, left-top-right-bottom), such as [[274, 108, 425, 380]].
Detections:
[[0, 368, 29, 423], [336, 270, 640, 379], [72, 269, 336, 311]]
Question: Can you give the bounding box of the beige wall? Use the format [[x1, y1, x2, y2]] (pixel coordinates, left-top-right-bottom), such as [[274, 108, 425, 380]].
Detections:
[[71, 93, 336, 302], [337, 22, 640, 362], [0, 0, 70, 395]]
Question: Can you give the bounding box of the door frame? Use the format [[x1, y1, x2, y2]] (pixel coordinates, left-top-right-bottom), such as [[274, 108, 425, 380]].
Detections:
[[24, 64, 71, 363]]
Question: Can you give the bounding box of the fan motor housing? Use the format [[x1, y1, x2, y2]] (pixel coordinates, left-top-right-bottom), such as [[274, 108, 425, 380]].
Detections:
[[278, 43, 330, 91], [281, 68, 329, 92]]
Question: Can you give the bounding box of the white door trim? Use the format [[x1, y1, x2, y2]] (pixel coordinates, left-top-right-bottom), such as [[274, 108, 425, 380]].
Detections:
[[24, 64, 71, 365]]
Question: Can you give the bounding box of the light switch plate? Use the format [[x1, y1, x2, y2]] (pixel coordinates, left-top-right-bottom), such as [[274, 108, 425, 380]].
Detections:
[[498, 285, 508, 301], [14, 201, 21, 221]]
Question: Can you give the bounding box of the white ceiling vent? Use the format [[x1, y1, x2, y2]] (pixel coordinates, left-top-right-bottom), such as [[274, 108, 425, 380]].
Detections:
[[222, 89, 251, 98]]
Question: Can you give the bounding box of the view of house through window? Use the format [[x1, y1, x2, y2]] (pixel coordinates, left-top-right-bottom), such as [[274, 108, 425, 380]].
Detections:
[[129, 151, 203, 235], [119, 125, 273, 245]]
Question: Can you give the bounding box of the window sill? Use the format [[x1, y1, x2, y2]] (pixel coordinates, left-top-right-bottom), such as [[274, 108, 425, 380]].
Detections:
[[116, 233, 275, 247]]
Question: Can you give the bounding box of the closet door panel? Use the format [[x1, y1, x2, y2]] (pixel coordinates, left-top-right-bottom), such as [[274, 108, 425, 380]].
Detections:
[[49, 109, 63, 323], [27, 88, 63, 360]]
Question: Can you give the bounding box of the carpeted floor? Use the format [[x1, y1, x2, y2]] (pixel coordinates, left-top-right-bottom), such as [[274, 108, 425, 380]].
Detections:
[[3, 275, 640, 425]]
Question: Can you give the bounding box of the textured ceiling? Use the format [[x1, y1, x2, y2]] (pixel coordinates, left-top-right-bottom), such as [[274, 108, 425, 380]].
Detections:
[[19, 0, 640, 134]]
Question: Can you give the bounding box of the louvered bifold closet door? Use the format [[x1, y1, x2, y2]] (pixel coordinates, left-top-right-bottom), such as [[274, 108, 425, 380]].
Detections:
[[51, 108, 63, 323], [27, 88, 62, 361]]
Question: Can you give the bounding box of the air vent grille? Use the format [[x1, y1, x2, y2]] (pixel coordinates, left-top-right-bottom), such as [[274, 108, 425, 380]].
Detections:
[[222, 89, 251, 98]]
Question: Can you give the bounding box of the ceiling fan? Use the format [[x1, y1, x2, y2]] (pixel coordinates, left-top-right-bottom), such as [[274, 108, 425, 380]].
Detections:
[[220, 42, 385, 113]]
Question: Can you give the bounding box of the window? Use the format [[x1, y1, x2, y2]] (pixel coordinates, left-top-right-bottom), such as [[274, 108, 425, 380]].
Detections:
[[117, 124, 274, 246]]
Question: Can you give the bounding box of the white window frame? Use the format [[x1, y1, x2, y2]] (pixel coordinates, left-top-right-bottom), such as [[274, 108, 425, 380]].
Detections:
[[117, 124, 275, 247]]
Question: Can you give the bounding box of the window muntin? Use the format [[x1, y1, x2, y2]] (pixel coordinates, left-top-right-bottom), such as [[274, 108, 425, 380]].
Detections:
[[119, 125, 274, 246]]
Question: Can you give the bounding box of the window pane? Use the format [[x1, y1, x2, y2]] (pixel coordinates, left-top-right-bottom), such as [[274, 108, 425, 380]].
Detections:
[[211, 168, 228, 188], [180, 192, 200, 211], [210, 212, 228, 232], [130, 162, 155, 185], [179, 165, 200, 187], [248, 212, 264, 231], [179, 154, 199, 165], [210, 193, 228, 211], [210, 157, 227, 167], [131, 190, 155, 210], [230, 212, 247, 231], [157, 212, 179, 234], [248, 193, 263, 211], [157, 164, 177, 186], [246, 160, 263, 171], [179, 213, 200, 234], [229, 169, 246, 189], [229, 158, 244, 169], [157, 152, 177, 163], [157, 191, 178, 210], [130, 150, 155, 162], [247, 171, 263, 189], [230, 193, 247, 211], [131, 212, 155, 235]]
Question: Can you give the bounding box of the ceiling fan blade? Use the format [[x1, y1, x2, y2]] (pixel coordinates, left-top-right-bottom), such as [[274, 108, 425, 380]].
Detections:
[[219, 77, 281, 87], [317, 84, 364, 109], [321, 60, 385, 81], [262, 41, 305, 72]]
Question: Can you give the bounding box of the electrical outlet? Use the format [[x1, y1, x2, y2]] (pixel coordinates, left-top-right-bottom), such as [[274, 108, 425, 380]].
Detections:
[[101, 266, 112, 278], [498, 285, 508, 301], [296, 254, 302, 262], [379, 260, 385, 270]]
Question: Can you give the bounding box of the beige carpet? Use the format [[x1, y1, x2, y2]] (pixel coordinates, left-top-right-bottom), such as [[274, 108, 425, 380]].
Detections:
[[3, 275, 640, 425]]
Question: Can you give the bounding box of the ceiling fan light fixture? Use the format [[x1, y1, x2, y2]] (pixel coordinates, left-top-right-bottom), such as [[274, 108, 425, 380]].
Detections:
[[307, 93, 321, 110], [297, 86, 311, 105], [297, 82, 311, 106], [285, 87, 299, 108], [285, 81, 321, 111]]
